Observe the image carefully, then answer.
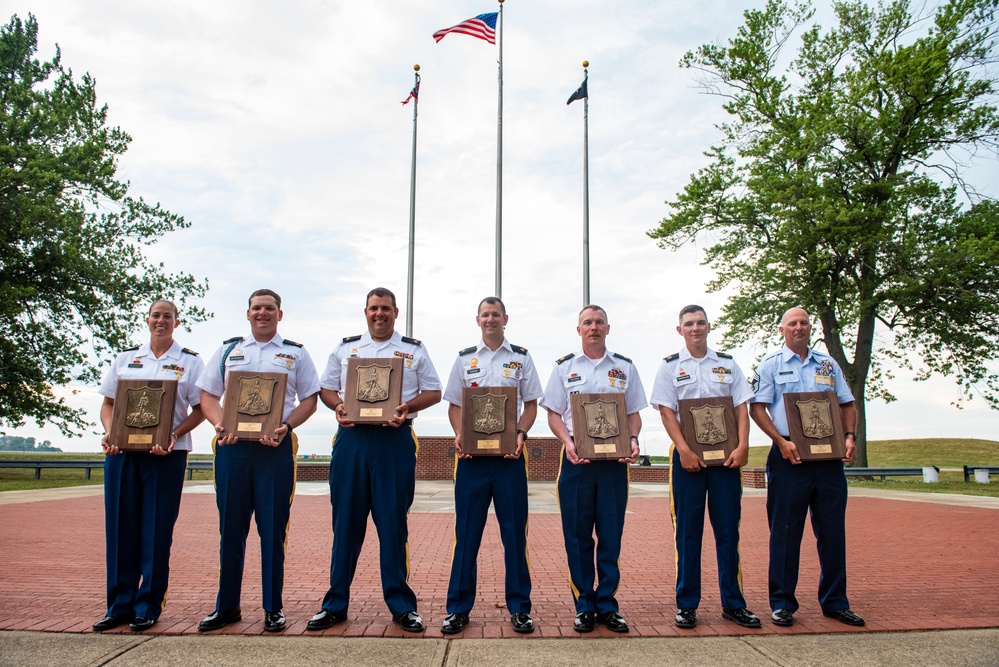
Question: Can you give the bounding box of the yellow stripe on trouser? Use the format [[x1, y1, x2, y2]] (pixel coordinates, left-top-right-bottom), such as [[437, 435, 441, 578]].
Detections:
[[405, 426, 419, 579], [554, 444, 581, 602], [668, 443, 680, 591]]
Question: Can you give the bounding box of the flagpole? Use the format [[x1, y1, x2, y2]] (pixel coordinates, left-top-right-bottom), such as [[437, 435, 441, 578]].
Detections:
[[406, 65, 420, 338], [495, 0, 504, 298], [581, 61, 590, 306]]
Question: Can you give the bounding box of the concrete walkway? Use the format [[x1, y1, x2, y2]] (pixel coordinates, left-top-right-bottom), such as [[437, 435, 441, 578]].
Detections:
[[1, 481, 997, 666]]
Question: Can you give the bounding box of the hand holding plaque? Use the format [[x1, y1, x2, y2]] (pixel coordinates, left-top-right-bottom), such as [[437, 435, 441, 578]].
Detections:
[[460, 386, 518, 456], [109, 380, 178, 452], [783, 391, 847, 460], [677, 396, 738, 466], [570, 393, 631, 460], [221, 371, 288, 440], [343, 357, 404, 424]]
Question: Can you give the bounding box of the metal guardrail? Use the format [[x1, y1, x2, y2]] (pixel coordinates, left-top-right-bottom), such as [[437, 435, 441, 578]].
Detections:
[[844, 466, 932, 481], [963, 465, 999, 483]]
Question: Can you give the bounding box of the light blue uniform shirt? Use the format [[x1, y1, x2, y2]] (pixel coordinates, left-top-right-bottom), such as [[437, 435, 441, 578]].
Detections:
[[750, 345, 854, 436]]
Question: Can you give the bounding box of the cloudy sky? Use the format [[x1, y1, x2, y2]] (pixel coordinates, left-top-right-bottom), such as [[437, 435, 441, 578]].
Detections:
[[13, 0, 997, 455]]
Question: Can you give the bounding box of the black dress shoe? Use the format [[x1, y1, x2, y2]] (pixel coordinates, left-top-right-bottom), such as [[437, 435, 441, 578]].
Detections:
[[198, 608, 241, 632], [597, 611, 629, 633], [722, 607, 762, 628], [392, 610, 425, 633], [675, 608, 697, 628], [129, 617, 156, 632], [441, 612, 469, 635], [510, 612, 534, 634], [771, 609, 794, 627], [824, 608, 865, 626], [573, 611, 595, 633], [92, 616, 130, 632], [306, 609, 347, 631], [264, 610, 286, 632]]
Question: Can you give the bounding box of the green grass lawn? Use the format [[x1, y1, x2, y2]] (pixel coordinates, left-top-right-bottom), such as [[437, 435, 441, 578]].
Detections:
[[0, 452, 215, 492], [650, 438, 999, 498]]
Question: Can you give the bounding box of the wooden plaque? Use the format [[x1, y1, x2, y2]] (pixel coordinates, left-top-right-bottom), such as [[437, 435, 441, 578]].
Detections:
[[677, 396, 738, 466], [109, 379, 178, 452], [570, 393, 631, 460], [783, 391, 847, 461], [222, 371, 288, 440], [461, 386, 518, 456], [344, 357, 404, 424]]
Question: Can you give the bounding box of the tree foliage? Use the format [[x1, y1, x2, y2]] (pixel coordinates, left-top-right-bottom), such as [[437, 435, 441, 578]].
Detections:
[[0, 435, 60, 452], [649, 0, 999, 465], [1, 14, 209, 436]]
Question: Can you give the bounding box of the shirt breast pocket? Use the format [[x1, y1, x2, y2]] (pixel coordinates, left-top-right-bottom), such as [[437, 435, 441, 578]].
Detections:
[[775, 372, 799, 386]]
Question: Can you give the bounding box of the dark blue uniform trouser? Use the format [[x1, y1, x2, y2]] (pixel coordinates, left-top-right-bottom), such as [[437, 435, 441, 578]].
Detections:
[[766, 443, 850, 614], [446, 454, 532, 615], [213, 434, 295, 613], [321, 424, 419, 616], [104, 449, 187, 620], [669, 446, 746, 610], [556, 449, 629, 614]]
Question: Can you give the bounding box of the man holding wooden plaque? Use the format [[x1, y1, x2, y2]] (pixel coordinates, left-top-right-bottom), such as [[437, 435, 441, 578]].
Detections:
[[196, 289, 320, 634], [439, 297, 542, 635], [308, 287, 441, 634], [95, 299, 205, 633], [749, 306, 864, 628], [541, 304, 647, 634], [649, 305, 759, 630]]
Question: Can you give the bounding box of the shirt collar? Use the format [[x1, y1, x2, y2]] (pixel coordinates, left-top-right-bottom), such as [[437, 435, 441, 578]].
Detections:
[[780, 344, 813, 364], [245, 332, 284, 349], [136, 340, 182, 361], [476, 338, 511, 355], [679, 346, 718, 362]]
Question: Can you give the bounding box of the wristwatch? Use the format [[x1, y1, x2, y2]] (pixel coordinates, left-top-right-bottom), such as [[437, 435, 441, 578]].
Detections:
[[516, 429, 528, 440]]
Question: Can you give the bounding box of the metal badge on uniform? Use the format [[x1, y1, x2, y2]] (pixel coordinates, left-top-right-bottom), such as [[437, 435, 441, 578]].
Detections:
[[607, 367, 627, 389], [394, 350, 415, 369], [274, 353, 295, 370], [570, 393, 631, 460], [783, 391, 846, 460], [344, 357, 403, 424], [678, 396, 738, 465], [108, 380, 178, 451], [222, 371, 288, 440], [461, 386, 518, 456]]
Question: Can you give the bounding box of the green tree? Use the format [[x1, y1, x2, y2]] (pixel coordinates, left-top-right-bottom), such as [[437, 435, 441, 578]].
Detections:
[[649, 0, 999, 466], [1, 14, 208, 436]]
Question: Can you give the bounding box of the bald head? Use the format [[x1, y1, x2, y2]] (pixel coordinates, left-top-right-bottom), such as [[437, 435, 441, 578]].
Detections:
[[779, 307, 812, 353], [781, 307, 809, 326]]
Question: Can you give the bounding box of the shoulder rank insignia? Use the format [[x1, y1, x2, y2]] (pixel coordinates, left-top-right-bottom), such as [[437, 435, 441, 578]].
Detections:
[[612, 352, 633, 363], [223, 336, 242, 344], [717, 351, 732, 359], [664, 353, 679, 362], [459, 346, 476, 356], [401, 336, 423, 346], [181, 347, 199, 356], [283, 339, 303, 348], [511, 344, 528, 355], [121, 345, 140, 353], [342, 334, 362, 343], [556, 353, 575, 365]]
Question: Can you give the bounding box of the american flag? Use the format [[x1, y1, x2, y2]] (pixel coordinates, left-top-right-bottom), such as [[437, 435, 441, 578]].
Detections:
[[432, 12, 498, 45], [401, 76, 421, 105]]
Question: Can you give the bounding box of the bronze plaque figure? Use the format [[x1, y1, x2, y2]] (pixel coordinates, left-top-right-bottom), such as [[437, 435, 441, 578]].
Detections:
[[237, 375, 277, 416], [222, 371, 287, 440], [343, 357, 404, 424], [677, 396, 738, 466], [109, 380, 178, 452], [784, 391, 847, 460], [571, 393, 631, 460]]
